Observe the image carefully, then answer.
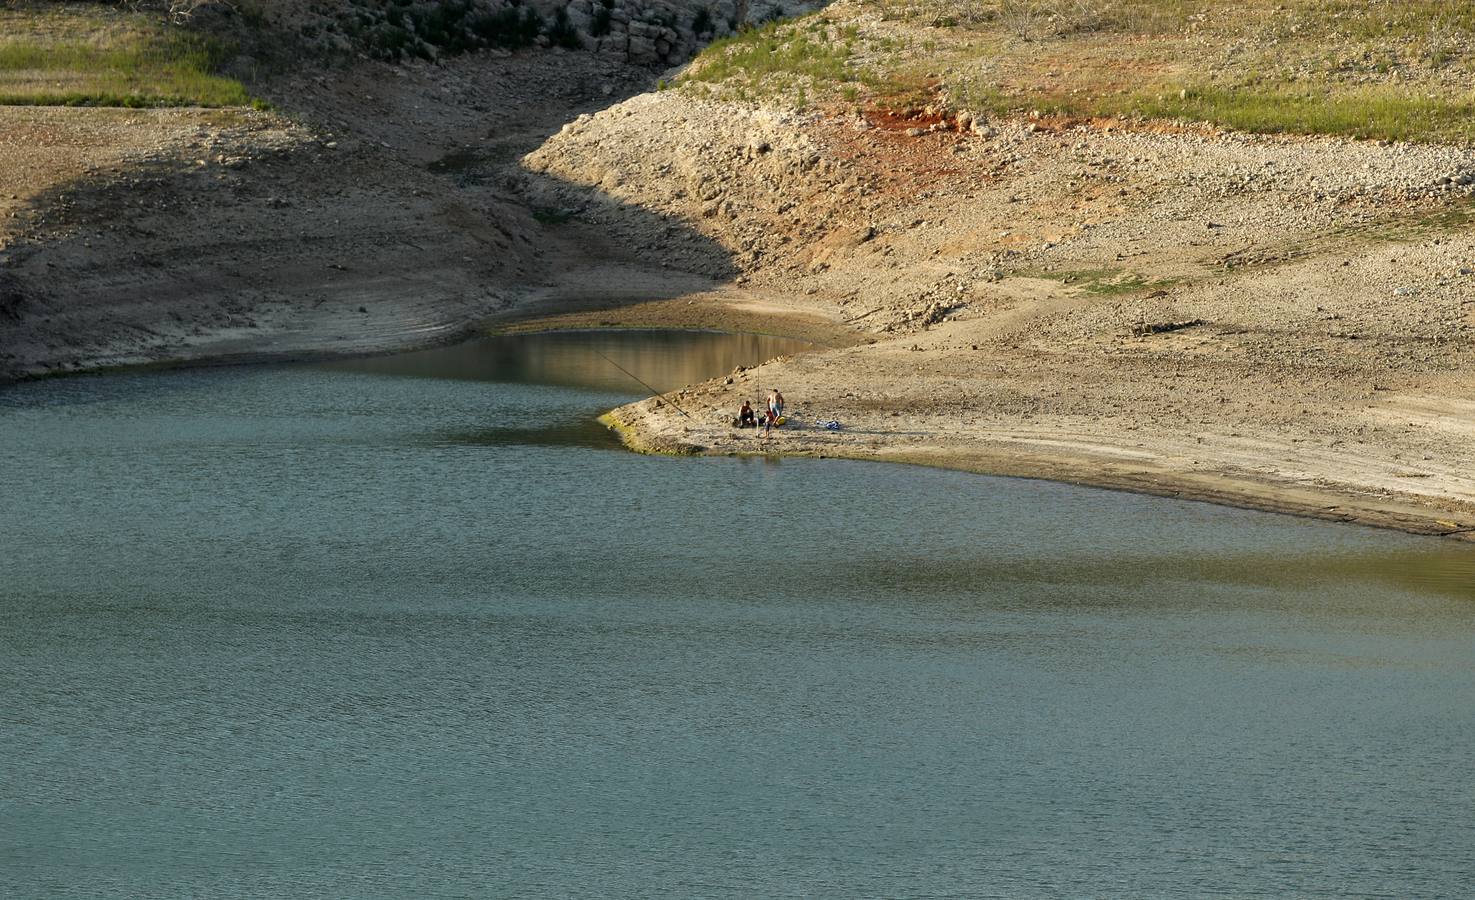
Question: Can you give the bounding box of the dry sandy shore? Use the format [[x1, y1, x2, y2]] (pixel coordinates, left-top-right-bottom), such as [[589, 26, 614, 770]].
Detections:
[[6, 50, 1475, 541]]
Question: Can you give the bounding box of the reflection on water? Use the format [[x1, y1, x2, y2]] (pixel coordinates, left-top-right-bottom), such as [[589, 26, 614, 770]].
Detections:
[[319, 329, 814, 450], [325, 328, 814, 395], [2, 331, 1475, 897], [863, 546, 1475, 606], [1341, 549, 1475, 601], [436, 418, 624, 451]]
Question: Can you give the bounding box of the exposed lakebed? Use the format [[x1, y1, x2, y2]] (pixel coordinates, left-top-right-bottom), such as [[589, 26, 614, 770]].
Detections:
[[2, 330, 1473, 897]]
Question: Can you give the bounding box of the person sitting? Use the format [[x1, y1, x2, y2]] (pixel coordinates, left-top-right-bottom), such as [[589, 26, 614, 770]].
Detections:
[[737, 400, 756, 428]]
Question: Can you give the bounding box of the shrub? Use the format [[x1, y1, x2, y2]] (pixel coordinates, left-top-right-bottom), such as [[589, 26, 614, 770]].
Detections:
[[464, 6, 543, 49], [591, 6, 613, 37], [683, 19, 858, 93], [548, 7, 581, 49]]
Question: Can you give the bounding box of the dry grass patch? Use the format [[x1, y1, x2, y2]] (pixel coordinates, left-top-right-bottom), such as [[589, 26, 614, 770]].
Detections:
[[693, 0, 1475, 144], [0, 2, 255, 108]]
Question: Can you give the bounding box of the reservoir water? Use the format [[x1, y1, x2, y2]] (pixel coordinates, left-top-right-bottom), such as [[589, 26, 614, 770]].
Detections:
[[3, 330, 1474, 898]]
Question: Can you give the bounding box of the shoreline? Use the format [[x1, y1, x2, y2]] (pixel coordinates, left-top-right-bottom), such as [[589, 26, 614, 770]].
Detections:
[[0, 281, 852, 385], [7, 282, 1475, 543], [600, 402, 1475, 543], [583, 299, 1475, 543]]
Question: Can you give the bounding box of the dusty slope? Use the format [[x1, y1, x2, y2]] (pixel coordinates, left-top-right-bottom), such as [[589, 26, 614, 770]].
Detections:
[[527, 90, 1475, 537]]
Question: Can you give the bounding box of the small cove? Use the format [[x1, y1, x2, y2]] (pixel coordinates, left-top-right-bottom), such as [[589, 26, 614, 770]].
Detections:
[[2, 329, 1474, 897]]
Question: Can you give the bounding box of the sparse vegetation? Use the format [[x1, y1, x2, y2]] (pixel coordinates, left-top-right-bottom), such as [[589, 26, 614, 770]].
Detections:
[[691, 6, 714, 35], [680, 18, 867, 103], [356, 3, 547, 62], [1038, 268, 1180, 296], [1135, 86, 1475, 144], [532, 206, 577, 225], [547, 7, 581, 50], [688, 0, 1475, 144], [591, 1, 614, 38]]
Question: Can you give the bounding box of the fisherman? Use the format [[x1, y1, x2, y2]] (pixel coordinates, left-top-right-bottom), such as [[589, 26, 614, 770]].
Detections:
[[737, 399, 756, 428], [764, 388, 785, 434]]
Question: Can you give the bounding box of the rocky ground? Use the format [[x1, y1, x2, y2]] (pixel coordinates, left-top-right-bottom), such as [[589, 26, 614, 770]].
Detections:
[[7, 5, 1475, 538]]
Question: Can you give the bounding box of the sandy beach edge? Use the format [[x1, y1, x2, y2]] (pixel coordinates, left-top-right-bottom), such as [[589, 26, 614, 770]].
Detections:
[[599, 402, 1475, 543]]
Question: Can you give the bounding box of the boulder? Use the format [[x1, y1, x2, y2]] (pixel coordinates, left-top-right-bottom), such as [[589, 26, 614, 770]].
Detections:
[[627, 34, 659, 64]]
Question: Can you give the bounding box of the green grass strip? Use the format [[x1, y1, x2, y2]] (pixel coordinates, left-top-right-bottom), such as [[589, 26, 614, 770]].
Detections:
[[0, 32, 254, 108]]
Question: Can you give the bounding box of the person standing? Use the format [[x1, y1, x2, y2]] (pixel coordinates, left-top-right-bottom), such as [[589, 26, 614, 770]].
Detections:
[[764, 388, 785, 434]]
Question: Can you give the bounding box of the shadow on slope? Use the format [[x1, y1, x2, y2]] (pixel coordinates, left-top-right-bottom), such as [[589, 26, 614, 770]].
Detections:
[[0, 49, 742, 381]]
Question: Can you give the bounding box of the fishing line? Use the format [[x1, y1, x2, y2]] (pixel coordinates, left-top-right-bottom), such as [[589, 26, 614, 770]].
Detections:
[[596, 350, 697, 421]]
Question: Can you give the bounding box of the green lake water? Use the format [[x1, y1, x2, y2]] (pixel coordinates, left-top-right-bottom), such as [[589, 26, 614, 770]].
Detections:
[[2, 330, 1474, 897]]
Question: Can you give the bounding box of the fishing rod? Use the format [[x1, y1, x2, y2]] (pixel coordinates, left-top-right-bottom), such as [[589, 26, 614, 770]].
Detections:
[[596, 350, 697, 421]]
